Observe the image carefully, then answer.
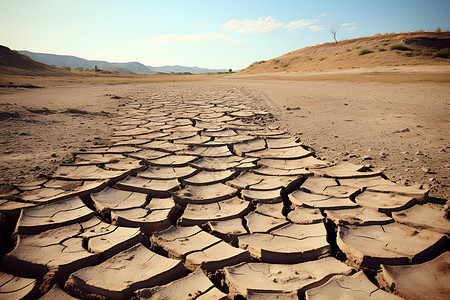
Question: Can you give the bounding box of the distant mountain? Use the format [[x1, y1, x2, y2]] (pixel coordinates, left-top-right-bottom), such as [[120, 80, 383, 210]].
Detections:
[[148, 65, 229, 74], [19, 51, 154, 74], [17, 50, 230, 75]]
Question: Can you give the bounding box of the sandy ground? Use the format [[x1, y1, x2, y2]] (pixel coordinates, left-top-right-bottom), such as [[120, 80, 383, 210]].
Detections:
[[0, 66, 448, 200]]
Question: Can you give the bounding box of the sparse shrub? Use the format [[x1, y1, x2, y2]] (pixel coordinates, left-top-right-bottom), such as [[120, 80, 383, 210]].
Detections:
[[61, 65, 71, 71], [74, 67, 83, 71], [319, 57, 326, 61], [390, 44, 409, 51], [274, 59, 280, 63], [84, 68, 90, 71], [378, 47, 386, 52], [415, 29, 425, 33], [346, 49, 351, 52], [437, 48, 450, 58], [435, 26, 442, 33], [281, 63, 289, 68], [359, 49, 373, 55], [355, 46, 362, 49]]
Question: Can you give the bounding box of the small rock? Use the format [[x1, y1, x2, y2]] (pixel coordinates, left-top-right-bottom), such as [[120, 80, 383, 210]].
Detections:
[[393, 128, 410, 134], [421, 167, 432, 174], [51, 153, 57, 157], [379, 152, 388, 158], [415, 151, 424, 155], [362, 155, 372, 160]]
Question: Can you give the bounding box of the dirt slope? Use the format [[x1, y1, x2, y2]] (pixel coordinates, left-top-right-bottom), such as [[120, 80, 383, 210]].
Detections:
[[240, 32, 450, 73], [0, 45, 70, 76]]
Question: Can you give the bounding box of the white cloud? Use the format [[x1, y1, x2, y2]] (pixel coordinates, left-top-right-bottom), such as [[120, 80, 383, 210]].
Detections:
[[147, 32, 232, 44], [344, 26, 357, 30], [341, 22, 356, 27], [285, 19, 318, 31], [309, 25, 327, 31], [320, 13, 327, 17], [221, 16, 283, 34], [225, 38, 247, 46]]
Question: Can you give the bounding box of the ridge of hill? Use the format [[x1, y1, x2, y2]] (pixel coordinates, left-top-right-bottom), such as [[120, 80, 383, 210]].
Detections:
[[148, 65, 228, 74], [18, 51, 154, 74], [17, 50, 228, 74], [0, 45, 70, 76], [240, 32, 450, 74]]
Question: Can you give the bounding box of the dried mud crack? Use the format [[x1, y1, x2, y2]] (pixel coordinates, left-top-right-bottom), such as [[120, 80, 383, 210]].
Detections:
[[0, 85, 448, 299]]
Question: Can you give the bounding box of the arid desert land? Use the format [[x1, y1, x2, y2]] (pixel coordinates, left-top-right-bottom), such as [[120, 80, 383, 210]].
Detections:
[[0, 65, 449, 299]]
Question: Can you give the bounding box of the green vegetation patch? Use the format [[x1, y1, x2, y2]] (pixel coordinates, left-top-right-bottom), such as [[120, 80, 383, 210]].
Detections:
[[390, 44, 409, 51], [359, 49, 373, 56], [437, 48, 450, 58]]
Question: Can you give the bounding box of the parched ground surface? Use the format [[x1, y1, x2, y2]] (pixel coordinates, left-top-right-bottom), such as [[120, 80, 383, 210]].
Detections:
[[0, 74, 449, 299]]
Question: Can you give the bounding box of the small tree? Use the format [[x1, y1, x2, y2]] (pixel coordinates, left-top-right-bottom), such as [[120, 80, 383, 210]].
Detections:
[[229, 68, 232, 73], [61, 65, 71, 71], [328, 26, 339, 43]]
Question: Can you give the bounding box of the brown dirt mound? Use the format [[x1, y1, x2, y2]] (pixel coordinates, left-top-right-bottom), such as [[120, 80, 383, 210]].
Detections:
[[0, 45, 70, 76], [240, 32, 450, 74]]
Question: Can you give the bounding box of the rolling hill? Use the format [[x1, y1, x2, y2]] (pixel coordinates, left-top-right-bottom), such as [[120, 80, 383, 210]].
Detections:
[[18, 50, 228, 74], [240, 32, 450, 74], [0, 45, 70, 76], [18, 51, 155, 74], [148, 65, 228, 74]]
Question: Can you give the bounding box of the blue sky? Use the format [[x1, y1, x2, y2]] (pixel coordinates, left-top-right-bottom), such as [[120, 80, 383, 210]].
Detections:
[[1, 0, 449, 69]]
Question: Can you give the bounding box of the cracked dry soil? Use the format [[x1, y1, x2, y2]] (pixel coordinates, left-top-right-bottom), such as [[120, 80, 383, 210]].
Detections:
[[0, 80, 448, 299]]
